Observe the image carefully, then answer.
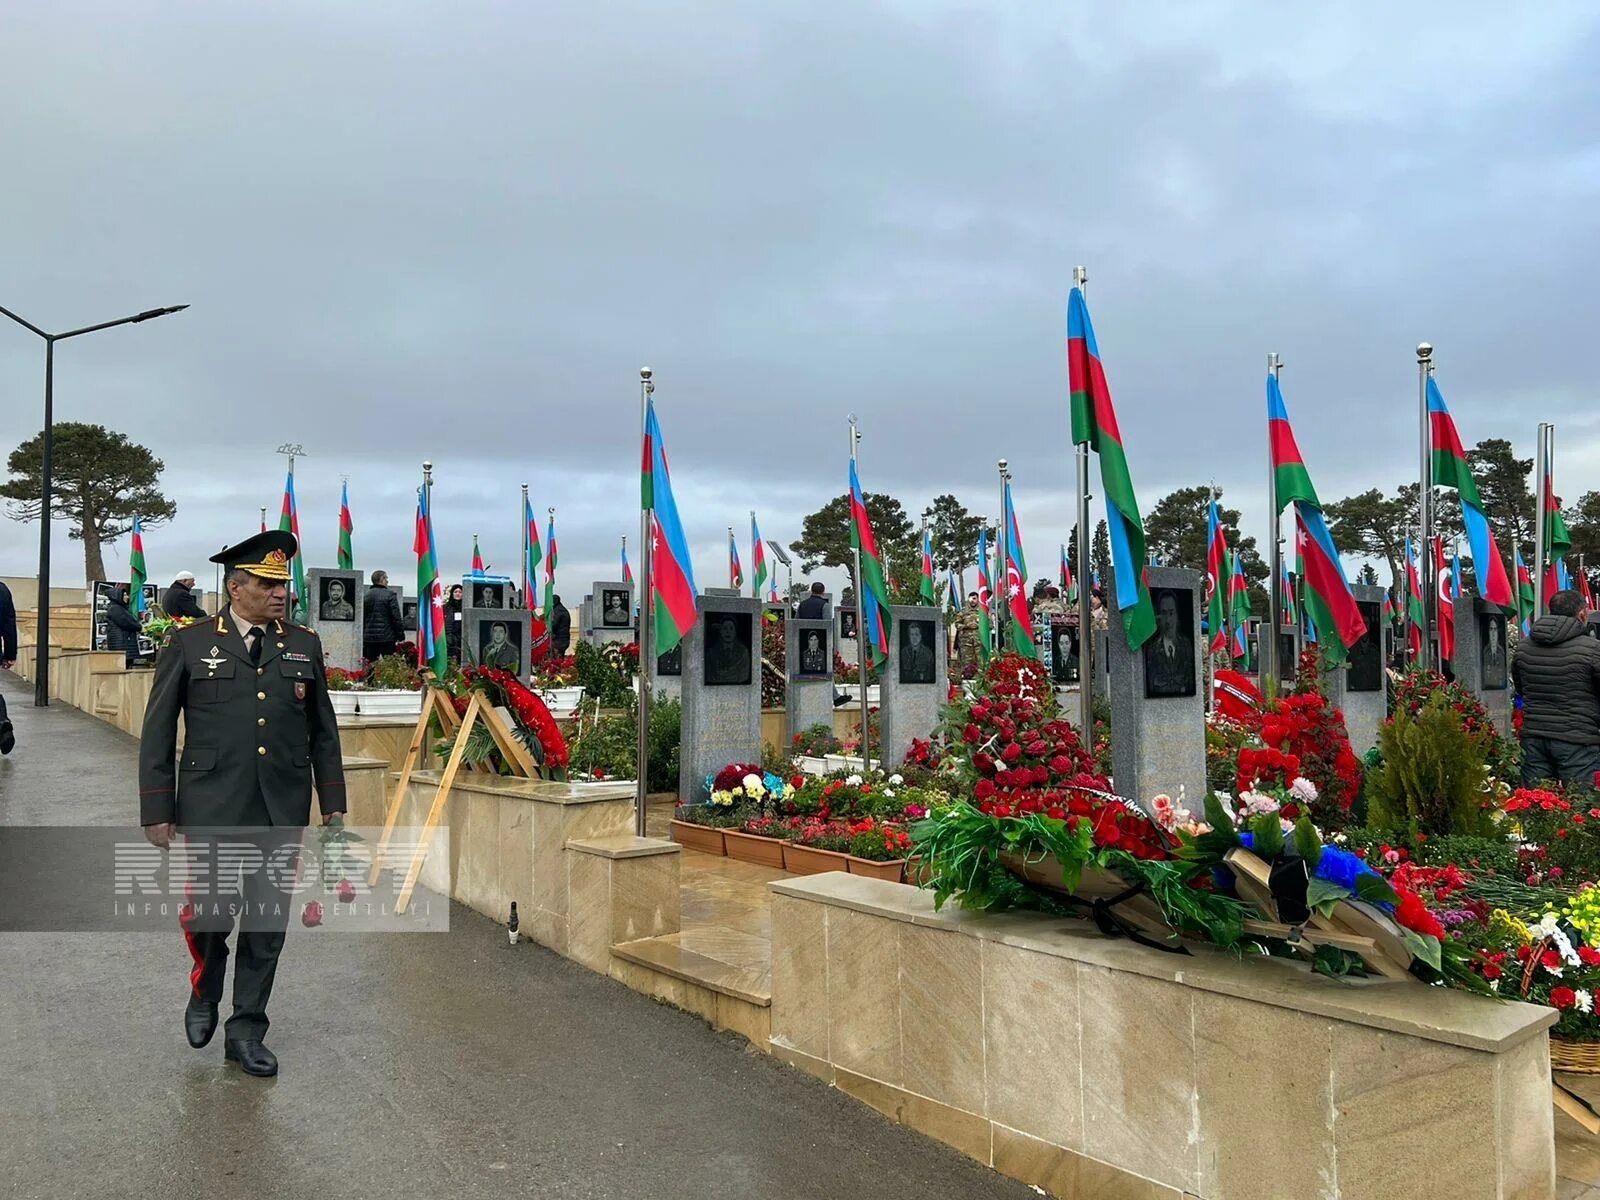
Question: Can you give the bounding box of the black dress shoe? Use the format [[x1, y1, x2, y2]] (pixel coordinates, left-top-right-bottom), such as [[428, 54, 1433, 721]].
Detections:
[[0, 721, 14, 755], [184, 996, 218, 1048], [224, 1038, 278, 1077]]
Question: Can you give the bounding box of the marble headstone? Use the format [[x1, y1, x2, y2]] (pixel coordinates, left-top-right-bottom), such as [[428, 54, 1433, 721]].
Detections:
[[463, 576, 514, 613], [651, 639, 683, 702], [678, 596, 763, 804], [463, 607, 532, 678], [306, 567, 362, 670], [586, 580, 635, 645], [1323, 584, 1388, 754], [1106, 566, 1206, 807], [786, 618, 836, 746], [1453, 591, 1514, 735], [879, 605, 947, 769]]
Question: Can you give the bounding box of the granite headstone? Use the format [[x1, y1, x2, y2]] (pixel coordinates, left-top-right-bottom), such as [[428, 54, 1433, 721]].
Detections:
[[786, 618, 835, 746], [306, 567, 362, 670], [879, 605, 947, 768], [1323, 584, 1388, 754], [463, 607, 532, 678], [586, 580, 635, 645], [464, 576, 514, 612], [1453, 591, 1514, 735], [679, 597, 763, 803]]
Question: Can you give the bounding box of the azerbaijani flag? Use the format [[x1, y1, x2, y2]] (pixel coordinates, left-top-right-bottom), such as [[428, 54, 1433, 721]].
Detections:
[[1280, 565, 1297, 626], [414, 488, 448, 677], [129, 517, 148, 618], [1059, 544, 1076, 605], [1543, 473, 1572, 601], [1427, 378, 1513, 607], [524, 496, 542, 612], [1435, 536, 1456, 665], [948, 566, 963, 613], [1515, 545, 1535, 637], [1404, 536, 1426, 659], [849, 459, 893, 667], [1228, 548, 1251, 667], [337, 482, 354, 570], [543, 512, 558, 618], [1002, 480, 1037, 657], [278, 468, 306, 623], [919, 526, 936, 606], [621, 537, 634, 585], [1268, 374, 1365, 663], [729, 528, 744, 590], [1580, 564, 1595, 609], [471, 536, 486, 577], [1068, 287, 1155, 649], [1205, 499, 1228, 654], [642, 397, 698, 653], [974, 524, 994, 663], [751, 513, 769, 600]]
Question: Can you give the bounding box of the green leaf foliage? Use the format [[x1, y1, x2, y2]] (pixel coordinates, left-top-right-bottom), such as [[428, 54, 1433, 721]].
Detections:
[[1293, 817, 1323, 870], [1369, 692, 1492, 837]]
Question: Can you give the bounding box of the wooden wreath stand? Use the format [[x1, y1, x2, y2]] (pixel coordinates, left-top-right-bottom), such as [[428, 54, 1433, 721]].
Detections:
[[367, 677, 542, 913]]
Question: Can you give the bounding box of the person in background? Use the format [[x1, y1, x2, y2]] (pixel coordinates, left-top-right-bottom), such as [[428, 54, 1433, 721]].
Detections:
[[796, 582, 828, 620], [161, 571, 207, 620], [104, 585, 143, 666], [362, 570, 405, 664], [953, 592, 982, 677], [0, 578, 16, 754], [1090, 585, 1109, 632], [1512, 588, 1600, 786], [550, 594, 572, 655], [444, 583, 464, 663]]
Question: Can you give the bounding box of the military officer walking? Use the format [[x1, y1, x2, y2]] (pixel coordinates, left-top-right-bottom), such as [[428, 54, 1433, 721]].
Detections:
[[139, 530, 346, 1077]]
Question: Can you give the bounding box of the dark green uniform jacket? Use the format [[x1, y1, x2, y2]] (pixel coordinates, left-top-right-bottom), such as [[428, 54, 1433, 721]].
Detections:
[[139, 607, 346, 828]]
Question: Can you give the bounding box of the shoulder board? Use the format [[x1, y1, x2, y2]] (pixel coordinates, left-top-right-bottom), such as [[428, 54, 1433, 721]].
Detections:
[[293, 623, 318, 637], [176, 620, 214, 638]]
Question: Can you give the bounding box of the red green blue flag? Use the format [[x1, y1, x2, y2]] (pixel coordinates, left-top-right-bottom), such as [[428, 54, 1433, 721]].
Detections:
[[1427, 378, 1512, 607], [974, 524, 993, 663], [471, 536, 485, 577], [1205, 499, 1228, 654], [1067, 287, 1155, 649], [1435, 536, 1456, 665], [1268, 375, 1366, 663], [129, 518, 149, 618], [621, 537, 634, 586], [919, 526, 936, 606], [642, 398, 698, 653], [1515, 546, 1534, 637], [948, 566, 963, 612], [543, 513, 558, 618], [414, 487, 448, 677], [848, 459, 893, 667], [751, 513, 770, 600], [337, 482, 354, 571], [1002, 480, 1037, 657], [1059, 544, 1076, 605], [1543, 473, 1572, 601], [524, 497, 542, 612], [1228, 548, 1250, 666], [278, 468, 306, 624], [1404, 536, 1426, 659], [729, 528, 744, 590]]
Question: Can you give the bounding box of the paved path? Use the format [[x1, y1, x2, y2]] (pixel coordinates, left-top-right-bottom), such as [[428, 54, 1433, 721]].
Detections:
[[0, 673, 1034, 1200]]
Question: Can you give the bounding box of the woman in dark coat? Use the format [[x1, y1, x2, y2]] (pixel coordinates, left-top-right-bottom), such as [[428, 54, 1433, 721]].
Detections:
[[444, 583, 464, 663], [104, 587, 143, 665]]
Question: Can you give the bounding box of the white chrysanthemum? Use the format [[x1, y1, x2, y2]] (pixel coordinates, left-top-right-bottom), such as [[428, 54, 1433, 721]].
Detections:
[[1535, 912, 1562, 938], [845, 774, 863, 786], [742, 773, 764, 795], [889, 774, 904, 785], [1288, 777, 1319, 803], [883, 788, 895, 799]]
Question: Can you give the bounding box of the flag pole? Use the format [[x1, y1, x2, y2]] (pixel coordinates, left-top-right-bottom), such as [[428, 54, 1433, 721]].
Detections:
[[1264, 352, 1283, 692], [1534, 421, 1552, 620], [636, 368, 655, 837], [996, 459, 1009, 652], [728, 525, 736, 590], [1071, 266, 1095, 733], [749, 511, 757, 599], [850, 415, 870, 770], [520, 484, 530, 612], [1417, 342, 1435, 668]]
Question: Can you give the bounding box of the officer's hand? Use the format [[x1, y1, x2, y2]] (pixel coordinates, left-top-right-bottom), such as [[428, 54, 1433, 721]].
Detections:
[[143, 822, 177, 849]]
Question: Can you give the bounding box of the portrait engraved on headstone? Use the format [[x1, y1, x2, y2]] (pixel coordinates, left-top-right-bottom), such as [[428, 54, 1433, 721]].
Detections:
[[1142, 587, 1196, 698], [601, 588, 630, 627], [319, 577, 356, 622], [401, 598, 419, 632], [795, 628, 830, 679], [1348, 600, 1383, 692], [897, 618, 937, 684], [469, 581, 503, 611], [839, 608, 858, 641], [703, 612, 753, 686], [656, 643, 682, 677], [477, 619, 521, 670], [1480, 614, 1508, 690], [1050, 622, 1079, 684]]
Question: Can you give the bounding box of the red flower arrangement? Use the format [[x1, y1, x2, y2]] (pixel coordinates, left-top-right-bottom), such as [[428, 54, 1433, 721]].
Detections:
[[462, 665, 569, 769], [1228, 690, 1361, 827]]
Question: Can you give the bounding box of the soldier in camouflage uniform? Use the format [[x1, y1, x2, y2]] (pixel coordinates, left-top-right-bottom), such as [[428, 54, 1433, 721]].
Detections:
[[953, 593, 983, 676]]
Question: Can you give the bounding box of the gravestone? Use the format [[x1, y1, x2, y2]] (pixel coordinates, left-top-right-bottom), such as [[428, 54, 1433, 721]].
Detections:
[[399, 594, 419, 634], [652, 639, 683, 702], [678, 596, 762, 803], [1323, 584, 1388, 754], [879, 605, 947, 768], [306, 567, 361, 670], [786, 618, 836, 747], [462, 607, 532, 678], [1453, 591, 1514, 735], [1106, 566, 1206, 808], [463, 576, 513, 612], [586, 580, 635, 645]]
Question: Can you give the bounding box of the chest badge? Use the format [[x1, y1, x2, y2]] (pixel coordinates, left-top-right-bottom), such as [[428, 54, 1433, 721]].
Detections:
[[294, 681, 307, 700], [201, 655, 227, 670]]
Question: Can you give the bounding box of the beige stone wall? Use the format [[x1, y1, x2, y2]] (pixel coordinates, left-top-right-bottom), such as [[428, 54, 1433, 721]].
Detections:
[[768, 873, 1557, 1200]]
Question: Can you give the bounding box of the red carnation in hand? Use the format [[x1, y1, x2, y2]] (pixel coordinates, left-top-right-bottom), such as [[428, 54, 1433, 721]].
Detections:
[[336, 879, 357, 904], [1551, 986, 1578, 1010], [301, 901, 325, 928]]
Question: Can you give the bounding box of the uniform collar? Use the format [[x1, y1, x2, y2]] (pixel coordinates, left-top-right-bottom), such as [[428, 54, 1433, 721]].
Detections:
[[213, 607, 287, 666]]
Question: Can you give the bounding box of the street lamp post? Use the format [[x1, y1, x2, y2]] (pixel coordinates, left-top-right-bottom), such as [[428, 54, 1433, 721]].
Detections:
[[0, 302, 188, 706]]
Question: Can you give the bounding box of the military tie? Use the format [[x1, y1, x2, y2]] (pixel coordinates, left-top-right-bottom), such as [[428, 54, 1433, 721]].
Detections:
[[246, 626, 263, 664]]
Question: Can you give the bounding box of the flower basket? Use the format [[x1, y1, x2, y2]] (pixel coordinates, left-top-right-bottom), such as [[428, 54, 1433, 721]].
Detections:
[[540, 686, 585, 717], [330, 692, 361, 716], [669, 820, 726, 857], [1551, 1036, 1600, 1075], [795, 755, 831, 776], [846, 856, 906, 882], [723, 830, 787, 868], [783, 843, 851, 876]]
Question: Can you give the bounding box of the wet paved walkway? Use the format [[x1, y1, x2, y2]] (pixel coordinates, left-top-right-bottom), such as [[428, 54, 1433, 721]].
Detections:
[[0, 673, 1035, 1200]]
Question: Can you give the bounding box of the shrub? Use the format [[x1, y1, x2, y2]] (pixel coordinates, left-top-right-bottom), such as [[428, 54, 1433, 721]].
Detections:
[[1369, 692, 1492, 837], [792, 723, 842, 757], [368, 653, 422, 691], [568, 696, 681, 790], [575, 641, 633, 707]]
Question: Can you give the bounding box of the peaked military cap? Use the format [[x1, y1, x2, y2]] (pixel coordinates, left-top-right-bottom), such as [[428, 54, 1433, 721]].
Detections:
[[210, 529, 299, 581]]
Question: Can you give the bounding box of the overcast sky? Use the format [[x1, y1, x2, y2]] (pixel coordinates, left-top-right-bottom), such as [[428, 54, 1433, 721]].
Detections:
[[2, 2, 1597, 601]]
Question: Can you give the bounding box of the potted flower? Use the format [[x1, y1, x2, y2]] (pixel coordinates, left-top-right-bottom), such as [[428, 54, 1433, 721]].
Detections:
[[355, 653, 424, 715], [325, 666, 364, 714], [845, 817, 912, 881], [782, 818, 852, 876], [533, 654, 582, 715], [791, 724, 841, 775]]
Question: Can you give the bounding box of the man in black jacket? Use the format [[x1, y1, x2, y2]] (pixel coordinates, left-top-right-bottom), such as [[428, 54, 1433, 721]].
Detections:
[[362, 570, 405, 663], [549, 595, 571, 655], [0, 579, 16, 754], [1512, 589, 1600, 786], [139, 529, 346, 1077], [796, 582, 829, 620], [161, 571, 207, 620]]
